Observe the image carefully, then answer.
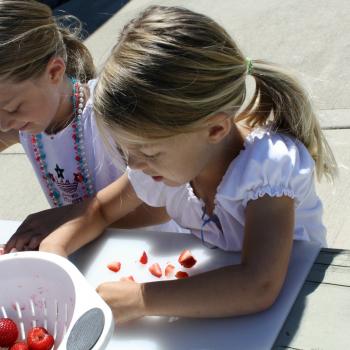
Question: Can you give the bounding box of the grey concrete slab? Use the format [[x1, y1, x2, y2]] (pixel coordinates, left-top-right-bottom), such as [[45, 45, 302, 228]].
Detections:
[[2, 144, 25, 154], [0, 154, 48, 220], [316, 129, 350, 249], [274, 277, 350, 349], [85, 0, 350, 117], [319, 109, 350, 129]]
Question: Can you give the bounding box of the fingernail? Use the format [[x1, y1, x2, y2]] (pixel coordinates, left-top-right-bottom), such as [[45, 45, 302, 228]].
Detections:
[[10, 248, 17, 253]]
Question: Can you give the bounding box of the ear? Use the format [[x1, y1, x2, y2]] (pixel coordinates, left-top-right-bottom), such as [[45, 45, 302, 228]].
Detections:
[[45, 56, 66, 84], [206, 112, 233, 144]]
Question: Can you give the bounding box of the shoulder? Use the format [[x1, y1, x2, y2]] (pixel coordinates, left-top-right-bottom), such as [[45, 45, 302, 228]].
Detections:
[[218, 128, 315, 206], [242, 128, 313, 167]]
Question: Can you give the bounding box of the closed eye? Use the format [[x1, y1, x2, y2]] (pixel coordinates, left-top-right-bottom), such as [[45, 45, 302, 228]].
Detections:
[[6, 105, 21, 114], [142, 152, 161, 160]]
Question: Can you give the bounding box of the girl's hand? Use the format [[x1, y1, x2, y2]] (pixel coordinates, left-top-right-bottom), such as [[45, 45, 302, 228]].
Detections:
[[4, 205, 78, 253], [96, 280, 146, 324]]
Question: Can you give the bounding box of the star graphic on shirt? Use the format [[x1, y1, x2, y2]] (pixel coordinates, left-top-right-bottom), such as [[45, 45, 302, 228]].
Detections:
[[55, 164, 65, 179]]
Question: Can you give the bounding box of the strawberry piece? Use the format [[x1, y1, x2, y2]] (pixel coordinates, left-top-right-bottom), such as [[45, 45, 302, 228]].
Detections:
[[178, 249, 197, 268], [27, 327, 54, 350], [107, 261, 121, 273], [10, 342, 29, 350], [139, 251, 148, 264], [175, 271, 189, 279], [0, 317, 18, 347], [165, 264, 175, 277], [149, 263, 162, 278]]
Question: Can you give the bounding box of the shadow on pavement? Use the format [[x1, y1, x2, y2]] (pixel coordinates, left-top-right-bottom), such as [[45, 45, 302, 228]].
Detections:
[[50, 0, 129, 36]]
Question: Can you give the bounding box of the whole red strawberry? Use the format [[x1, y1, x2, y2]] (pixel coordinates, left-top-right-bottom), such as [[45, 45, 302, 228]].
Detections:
[[27, 327, 54, 350], [10, 341, 29, 350], [0, 317, 19, 347]]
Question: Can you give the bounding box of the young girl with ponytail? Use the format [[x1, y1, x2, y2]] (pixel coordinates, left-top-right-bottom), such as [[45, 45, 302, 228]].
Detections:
[[25, 5, 337, 322]]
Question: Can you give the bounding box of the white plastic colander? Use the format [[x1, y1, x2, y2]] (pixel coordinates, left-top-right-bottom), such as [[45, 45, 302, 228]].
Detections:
[[0, 251, 114, 349]]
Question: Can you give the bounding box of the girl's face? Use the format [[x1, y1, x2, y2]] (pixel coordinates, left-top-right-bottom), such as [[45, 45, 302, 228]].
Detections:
[[0, 77, 61, 134], [124, 131, 214, 187], [0, 58, 68, 135]]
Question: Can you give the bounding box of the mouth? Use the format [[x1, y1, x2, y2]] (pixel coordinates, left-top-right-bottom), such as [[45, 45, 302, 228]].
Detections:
[[151, 176, 164, 182]]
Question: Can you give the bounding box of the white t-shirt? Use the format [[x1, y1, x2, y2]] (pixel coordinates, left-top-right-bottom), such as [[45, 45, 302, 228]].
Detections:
[[128, 128, 326, 250], [19, 79, 183, 233], [20, 80, 124, 206]]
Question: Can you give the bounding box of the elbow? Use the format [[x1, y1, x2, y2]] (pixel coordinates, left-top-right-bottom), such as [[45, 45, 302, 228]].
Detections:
[[253, 278, 283, 312]]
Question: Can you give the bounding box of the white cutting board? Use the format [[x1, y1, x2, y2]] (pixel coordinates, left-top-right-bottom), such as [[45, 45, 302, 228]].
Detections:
[[0, 220, 321, 350]]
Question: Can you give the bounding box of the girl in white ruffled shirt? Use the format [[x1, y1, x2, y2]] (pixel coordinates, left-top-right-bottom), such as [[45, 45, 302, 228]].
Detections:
[[38, 6, 337, 323]]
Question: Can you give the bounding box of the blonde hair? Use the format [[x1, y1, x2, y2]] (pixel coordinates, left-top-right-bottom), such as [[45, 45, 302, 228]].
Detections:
[[0, 0, 95, 83], [94, 5, 337, 181]]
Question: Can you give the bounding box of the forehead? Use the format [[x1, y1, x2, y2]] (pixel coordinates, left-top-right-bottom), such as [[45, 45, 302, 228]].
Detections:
[[120, 133, 196, 152], [0, 80, 31, 106]]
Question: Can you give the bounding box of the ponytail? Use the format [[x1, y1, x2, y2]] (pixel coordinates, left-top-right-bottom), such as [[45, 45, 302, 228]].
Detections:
[[57, 16, 96, 83], [237, 60, 337, 181], [0, 1, 95, 83]]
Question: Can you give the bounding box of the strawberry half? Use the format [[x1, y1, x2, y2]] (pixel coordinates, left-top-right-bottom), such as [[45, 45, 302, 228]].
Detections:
[[175, 271, 189, 279], [27, 327, 54, 350], [0, 317, 18, 347], [139, 250, 148, 264], [178, 249, 197, 268], [165, 264, 175, 277], [10, 342, 29, 350], [149, 263, 162, 278], [107, 261, 121, 273]]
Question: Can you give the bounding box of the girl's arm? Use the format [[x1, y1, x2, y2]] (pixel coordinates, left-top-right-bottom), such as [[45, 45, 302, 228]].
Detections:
[[110, 203, 170, 229], [39, 173, 144, 257], [97, 195, 294, 322], [5, 185, 170, 254], [0, 130, 19, 152]]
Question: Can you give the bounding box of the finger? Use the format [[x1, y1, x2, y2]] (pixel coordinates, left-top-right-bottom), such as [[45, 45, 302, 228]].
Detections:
[[4, 236, 19, 253], [4, 228, 32, 253], [27, 235, 44, 250], [0, 245, 5, 255], [14, 235, 35, 252]]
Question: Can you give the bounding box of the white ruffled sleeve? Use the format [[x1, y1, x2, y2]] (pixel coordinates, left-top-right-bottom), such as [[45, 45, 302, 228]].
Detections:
[[218, 132, 316, 208]]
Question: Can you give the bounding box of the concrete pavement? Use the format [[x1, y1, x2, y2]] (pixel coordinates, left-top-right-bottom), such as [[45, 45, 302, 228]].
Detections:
[[1, 0, 349, 248]]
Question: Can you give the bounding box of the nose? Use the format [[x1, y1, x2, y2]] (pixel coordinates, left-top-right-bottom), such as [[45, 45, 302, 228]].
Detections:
[[127, 155, 148, 171]]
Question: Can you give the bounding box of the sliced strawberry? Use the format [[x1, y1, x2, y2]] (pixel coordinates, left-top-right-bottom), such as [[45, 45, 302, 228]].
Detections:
[[165, 264, 175, 277], [149, 263, 162, 278], [10, 342, 29, 350], [120, 275, 135, 282], [27, 327, 54, 350], [139, 251, 148, 264], [107, 261, 121, 273], [178, 249, 197, 268], [175, 271, 189, 279], [0, 317, 18, 347]]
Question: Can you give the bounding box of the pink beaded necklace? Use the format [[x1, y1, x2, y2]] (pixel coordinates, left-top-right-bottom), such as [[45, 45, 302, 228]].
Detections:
[[31, 79, 94, 207]]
